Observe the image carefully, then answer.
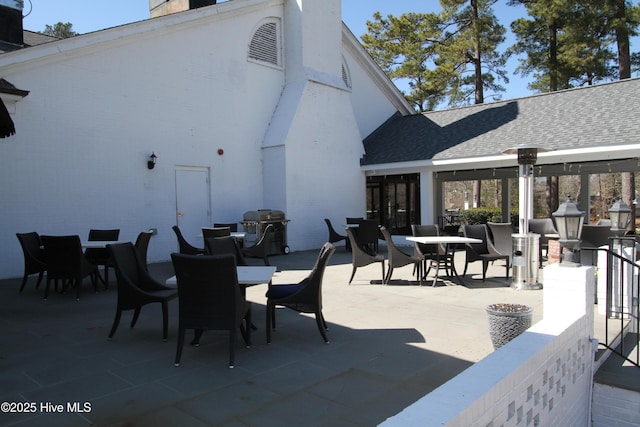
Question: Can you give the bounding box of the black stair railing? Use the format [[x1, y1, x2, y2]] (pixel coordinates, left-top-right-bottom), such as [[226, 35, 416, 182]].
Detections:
[[595, 237, 639, 368]]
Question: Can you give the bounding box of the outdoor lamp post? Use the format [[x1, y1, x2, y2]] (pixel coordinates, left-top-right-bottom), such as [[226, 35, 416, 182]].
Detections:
[[552, 195, 585, 267], [608, 197, 631, 235]]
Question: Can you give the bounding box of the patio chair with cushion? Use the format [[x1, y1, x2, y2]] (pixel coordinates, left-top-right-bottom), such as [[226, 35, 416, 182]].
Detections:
[[41, 235, 98, 300], [346, 227, 385, 284], [265, 242, 336, 343], [461, 224, 510, 281], [16, 232, 47, 293], [171, 253, 251, 368], [107, 242, 178, 341], [380, 226, 423, 286]]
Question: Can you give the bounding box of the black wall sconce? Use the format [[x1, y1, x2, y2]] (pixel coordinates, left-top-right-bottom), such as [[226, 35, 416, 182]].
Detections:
[[147, 152, 157, 170]]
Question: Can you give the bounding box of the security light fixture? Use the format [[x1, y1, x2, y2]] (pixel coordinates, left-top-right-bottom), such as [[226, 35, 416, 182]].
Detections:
[[147, 152, 157, 170]]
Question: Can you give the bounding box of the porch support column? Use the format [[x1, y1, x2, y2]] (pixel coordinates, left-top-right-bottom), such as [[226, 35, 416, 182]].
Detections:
[[422, 170, 436, 225], [501, 178, 511, 223]]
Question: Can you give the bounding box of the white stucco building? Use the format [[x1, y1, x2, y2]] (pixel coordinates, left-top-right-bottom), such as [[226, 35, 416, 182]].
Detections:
[[0, 0, 412, 279]]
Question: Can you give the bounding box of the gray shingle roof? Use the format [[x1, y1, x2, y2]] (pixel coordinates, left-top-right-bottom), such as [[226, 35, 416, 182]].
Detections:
[[361, 78, 640, 165], [0, 30, 59, 54], [22, 30, 59, 47]]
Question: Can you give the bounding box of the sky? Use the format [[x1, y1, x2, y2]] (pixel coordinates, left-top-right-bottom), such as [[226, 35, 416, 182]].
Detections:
[[18, 0, 626, 103]]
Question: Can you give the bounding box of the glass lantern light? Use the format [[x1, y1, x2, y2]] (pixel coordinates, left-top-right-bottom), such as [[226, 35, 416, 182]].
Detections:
[[552, 195, 585, 267], [608, 197, 631, 235]]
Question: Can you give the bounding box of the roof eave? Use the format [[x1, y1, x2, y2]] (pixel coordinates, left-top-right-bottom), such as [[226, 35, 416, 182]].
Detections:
[[362, 143, 640, 174]]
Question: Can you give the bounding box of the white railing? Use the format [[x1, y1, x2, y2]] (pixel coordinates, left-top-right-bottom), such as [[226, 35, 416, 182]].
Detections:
[[380, 264, 596, 427]]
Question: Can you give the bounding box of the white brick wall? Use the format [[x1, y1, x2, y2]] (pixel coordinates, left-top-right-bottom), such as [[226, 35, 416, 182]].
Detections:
[[380, 265, 596, 427]]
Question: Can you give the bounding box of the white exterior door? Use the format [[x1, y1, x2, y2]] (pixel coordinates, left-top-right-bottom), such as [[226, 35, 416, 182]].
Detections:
[[175, 167, 211, 245]]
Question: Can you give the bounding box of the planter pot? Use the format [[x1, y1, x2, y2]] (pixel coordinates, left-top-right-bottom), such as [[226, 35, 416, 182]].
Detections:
[[486, 303, 533, 349]]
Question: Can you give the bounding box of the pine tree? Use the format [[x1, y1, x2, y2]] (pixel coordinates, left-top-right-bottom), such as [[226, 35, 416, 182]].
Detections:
[[438, 0, 509, 106], [42, 22, 78, 39], [361, 11, 448, 112]]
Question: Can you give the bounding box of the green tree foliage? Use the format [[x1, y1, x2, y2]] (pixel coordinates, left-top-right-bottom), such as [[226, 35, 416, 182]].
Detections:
[[508, 0, 572, 91], [508, 0, 640, 92], [42, 22, 78, 39], [603, 0, 640, 79], [438, 0, 509, 105], [361, 1, 508, 111], [361, 11, 448, 111]]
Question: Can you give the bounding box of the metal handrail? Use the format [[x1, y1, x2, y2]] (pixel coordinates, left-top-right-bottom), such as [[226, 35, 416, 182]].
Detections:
[[586, 236, 640, 367]]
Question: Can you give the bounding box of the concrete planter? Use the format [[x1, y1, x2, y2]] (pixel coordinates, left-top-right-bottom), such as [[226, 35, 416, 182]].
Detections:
[[486, 303, 533, 349]]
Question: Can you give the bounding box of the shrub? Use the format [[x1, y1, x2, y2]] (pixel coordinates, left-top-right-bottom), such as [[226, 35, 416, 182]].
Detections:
[[460, 208, 519, 228]]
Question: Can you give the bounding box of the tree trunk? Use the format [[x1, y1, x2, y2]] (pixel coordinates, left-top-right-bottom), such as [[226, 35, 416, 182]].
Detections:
[[546, 176, 559, 217], [613, 0, 634, 230], [613, 0, 631, 79], [471, 0, 484, 103], [622, 172, 636, 232], [473, 180, 481, 208], [549, 23, 558, 91]]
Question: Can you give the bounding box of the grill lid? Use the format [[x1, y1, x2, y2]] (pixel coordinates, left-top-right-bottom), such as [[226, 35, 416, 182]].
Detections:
[[243, 209, 286, 222]]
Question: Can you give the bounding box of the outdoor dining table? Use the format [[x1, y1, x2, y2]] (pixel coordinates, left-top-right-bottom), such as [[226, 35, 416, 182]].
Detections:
[[197, 232, 246, 239], [165, 265, 277, 289], [81, 241, 129, 249], [406, 235, 482, 286]]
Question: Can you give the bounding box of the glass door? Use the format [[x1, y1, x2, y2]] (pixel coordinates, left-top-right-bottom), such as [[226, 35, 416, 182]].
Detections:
[[366, 174, 419, 235]]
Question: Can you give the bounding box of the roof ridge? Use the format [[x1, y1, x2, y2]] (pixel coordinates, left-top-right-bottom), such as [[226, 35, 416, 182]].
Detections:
[[422, 77, 640, 116]]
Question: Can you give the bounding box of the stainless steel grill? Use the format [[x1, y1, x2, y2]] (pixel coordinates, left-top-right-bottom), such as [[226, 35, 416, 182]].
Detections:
[[241, 209, 290, 255]]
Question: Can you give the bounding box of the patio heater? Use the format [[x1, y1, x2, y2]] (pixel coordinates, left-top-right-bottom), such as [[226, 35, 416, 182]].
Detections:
[[502, 144, 549, 290]]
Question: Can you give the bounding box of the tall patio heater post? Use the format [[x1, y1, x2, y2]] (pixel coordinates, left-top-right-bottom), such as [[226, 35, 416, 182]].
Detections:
[[502, 144, 550, 290]]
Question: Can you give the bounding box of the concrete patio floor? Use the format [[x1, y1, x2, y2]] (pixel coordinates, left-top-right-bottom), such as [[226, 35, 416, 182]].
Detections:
[[1, 241, 554, 426]]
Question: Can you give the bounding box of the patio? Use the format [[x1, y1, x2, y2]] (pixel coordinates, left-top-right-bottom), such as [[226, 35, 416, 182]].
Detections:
[[1, 242, 556, 427]]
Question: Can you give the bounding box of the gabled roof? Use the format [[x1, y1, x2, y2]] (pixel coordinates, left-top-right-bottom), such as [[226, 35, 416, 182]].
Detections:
[[0, 30, 58, 54], [361, 78, 640, 166], [22, 30, 59, 47]]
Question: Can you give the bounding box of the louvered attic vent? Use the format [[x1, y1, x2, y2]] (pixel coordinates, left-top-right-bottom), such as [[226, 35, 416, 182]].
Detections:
[[342, 63, 351, 88], [248, 22, 279, 66]]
